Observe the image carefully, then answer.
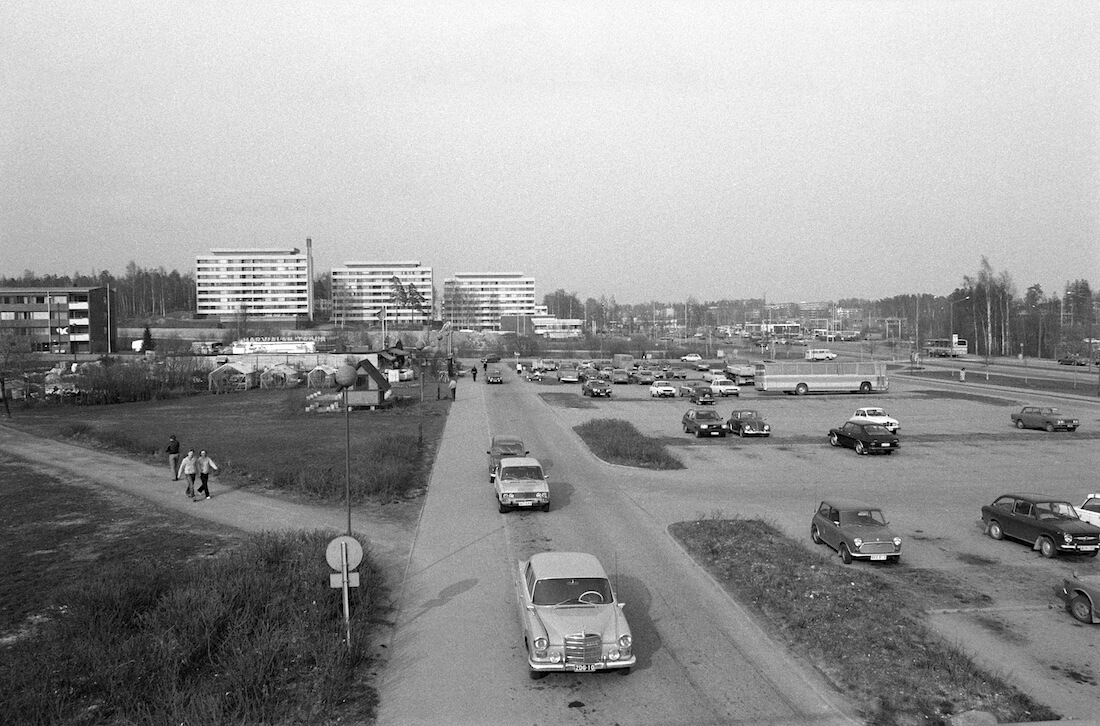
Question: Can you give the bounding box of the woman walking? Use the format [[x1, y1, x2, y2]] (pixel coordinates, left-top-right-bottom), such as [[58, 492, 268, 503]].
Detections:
[[195, 450, 219, 500], [177, 449, 198, 499]]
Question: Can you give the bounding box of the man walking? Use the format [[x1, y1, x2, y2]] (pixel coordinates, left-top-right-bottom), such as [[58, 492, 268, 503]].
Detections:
[[471, 366, 477, 382], [166, 435, 181, 480], [177, 449, 198, 499], [195, 450, 219, 500], [449, 377, 457, 400]]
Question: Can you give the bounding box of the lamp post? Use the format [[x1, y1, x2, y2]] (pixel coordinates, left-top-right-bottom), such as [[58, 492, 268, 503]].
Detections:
[[334, 364, 358, 537], [948, 295, 970, 345]]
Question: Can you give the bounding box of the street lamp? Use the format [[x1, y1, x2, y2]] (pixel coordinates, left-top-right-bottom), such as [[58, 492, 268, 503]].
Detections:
[[334, 364, 358, 536], [948, 295, 970, 342]]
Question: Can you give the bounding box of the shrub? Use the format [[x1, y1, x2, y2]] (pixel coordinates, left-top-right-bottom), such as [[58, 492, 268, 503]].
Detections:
[[574, 418, 683, 470]]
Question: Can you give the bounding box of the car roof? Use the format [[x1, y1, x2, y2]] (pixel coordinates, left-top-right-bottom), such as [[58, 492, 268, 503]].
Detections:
[[820, 498, 882, 511], [996, 493, 1072, 503], [499, 456, 542, 468], [491, 435, 524, 447], [528, 552, 608, 580]]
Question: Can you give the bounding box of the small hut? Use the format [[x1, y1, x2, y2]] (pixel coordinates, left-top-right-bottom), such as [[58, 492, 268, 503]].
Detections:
[[208, 362, 259, 393], [307, 364, 338, 389], [344, 357, 393, 409], [260, 363, 301, 389]]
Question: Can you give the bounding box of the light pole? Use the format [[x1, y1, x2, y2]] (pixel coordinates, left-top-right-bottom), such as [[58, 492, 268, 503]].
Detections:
[[334, 364, 358, 536], [948, 295, 970, 344]]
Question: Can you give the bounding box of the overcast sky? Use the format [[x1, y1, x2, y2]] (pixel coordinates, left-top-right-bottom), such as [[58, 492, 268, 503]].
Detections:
[[2, 1, 1097, 303]]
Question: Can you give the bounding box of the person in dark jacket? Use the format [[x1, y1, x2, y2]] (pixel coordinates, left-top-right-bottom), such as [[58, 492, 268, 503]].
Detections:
[[166, 435, 181, 480]]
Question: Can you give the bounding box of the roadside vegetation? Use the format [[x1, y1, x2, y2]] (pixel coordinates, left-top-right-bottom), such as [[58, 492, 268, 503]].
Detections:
[[574, 418, 683, 470], [5, 385, 447, 503], [670, 517, 1058, 726], [0, 459, 383, 726]]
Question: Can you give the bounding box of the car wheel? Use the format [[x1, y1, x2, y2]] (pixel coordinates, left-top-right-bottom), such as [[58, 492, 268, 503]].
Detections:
[[1038, 537, 1057, 558], [541, 503, 550, 513], [839, 544, 853, 564], [811, 525, 823, 544], [1045, 422, 1055, 433], [498, 501, 508, 514], [987, 521, 1003, 540], [1069, 427, 1078, 432], [683, 424, 690, 433], [795, 383, 809, 395], [695, 430, 703, 438], [529, 669, 547, 680], [829, 432, 839, 446], [719, 431, 727, 437], [1069, 595, 1094, 624], [859, 381, 872, 393], [854, 441, 866, 455], [1015, 419, 1025, 429], [618, 666, 631, 676]]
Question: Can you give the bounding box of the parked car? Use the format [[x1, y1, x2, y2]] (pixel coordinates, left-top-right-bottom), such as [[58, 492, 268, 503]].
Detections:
[[1058, 355, 1088, 366], [577, 367, 599, 383], [682, 408, 726, 437], [1059, 572, 1100, 624], [981, 493, 1100, 558], [649, 380, 677, 397], [631, 370, 656, 385], [557, 367, 580, 383], [666, 367, 690, 379], [810, 499, 902, 564], [1076, 494, 1100, 528], [516, 552, 634, 678], [487, 368, 504, 384], [693, 362, 711, 371], [487, 435, 528, 482], [610, 369, 631, 384], [582, 378, 612, 397], [848, 407, 899, 434], [708, 379, 740, 397], [689, 386, 716, 405], [727, 410, 770, 437], [1011, 406, 1079, 432], [495, 456, 550, 513], [677, 382, 696, 397], [482, 355, 502, 364], [680, 353, 703, 363], [827, 421, 899, 455]]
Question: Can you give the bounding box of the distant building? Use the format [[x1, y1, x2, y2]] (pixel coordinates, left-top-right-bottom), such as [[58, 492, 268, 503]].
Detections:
[[443, 272, 537, 331], [195, 240, 314, 321], [0, 286, 117, 353], [331, 261, 433, 326]]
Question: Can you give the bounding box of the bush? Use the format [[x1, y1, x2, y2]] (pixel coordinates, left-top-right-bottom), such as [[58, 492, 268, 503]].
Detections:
[[574, 418, 683, 470]]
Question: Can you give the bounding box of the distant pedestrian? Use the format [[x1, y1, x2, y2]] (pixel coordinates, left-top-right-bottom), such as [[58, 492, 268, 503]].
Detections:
[[482, 360, 487, 374], [449, 377, 457, 400], [177, 449, 198, 499], [166, 435, 181, 480], [471, 366, 478, 382], [195, 450, 219, 500]]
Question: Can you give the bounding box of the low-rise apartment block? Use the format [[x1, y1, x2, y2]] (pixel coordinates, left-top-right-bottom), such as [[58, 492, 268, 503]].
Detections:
[[0, 286, 117, 353]]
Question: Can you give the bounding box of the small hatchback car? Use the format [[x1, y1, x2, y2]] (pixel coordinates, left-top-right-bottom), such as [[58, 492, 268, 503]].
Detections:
[[495, 457, 550, 513], [682, 408, 726, 437], [828, 421, 899, 455], [810, 499, 902, 564]]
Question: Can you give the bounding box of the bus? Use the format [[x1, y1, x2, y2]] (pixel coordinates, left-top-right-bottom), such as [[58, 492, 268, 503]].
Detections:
[[924, 336, 968, 357], [754, 361, 889, 395]]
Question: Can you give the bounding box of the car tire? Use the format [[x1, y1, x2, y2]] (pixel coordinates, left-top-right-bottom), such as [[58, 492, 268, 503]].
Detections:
[[829, 432, 839, 446], [498, 501, 508, 514], [859, 382, 872, 393], [1014, 419, 1025, 429], [1038, 537, 1057, 558], [795, 383, 809, 395], [839, 544, 853, 564], [719, 431, 727, 438], [811, 525, 823, 544], [529, 669, 546, 680], [854, 441, 866, 455], [1069, 427, 1078, 432], [695, 430, 703, 438], [1045, 422, 1055, 433], [987, 521, 1003, 540], [541, 503, 550, 513], [1069, 595, 1093, 624], [683, 424, 690, 434], [618, 666, 631, 676]]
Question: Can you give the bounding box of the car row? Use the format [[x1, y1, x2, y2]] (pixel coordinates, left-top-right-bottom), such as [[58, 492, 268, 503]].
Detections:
[[681, 408, 773, 437]]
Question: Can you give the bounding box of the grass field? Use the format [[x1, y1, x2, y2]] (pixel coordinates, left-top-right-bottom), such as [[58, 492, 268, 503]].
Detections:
[[573, 418, 684, 470], [670, 517, 1058, 726]]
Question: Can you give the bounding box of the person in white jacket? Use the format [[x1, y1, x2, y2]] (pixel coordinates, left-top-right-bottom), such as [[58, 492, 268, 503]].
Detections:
[[177, 450, 198, 499], [195, 450, 219, 501]]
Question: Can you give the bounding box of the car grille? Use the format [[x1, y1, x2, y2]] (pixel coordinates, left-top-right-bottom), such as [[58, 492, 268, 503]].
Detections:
[[564, 633, 602, 664], [1072, 535, 1099, 545], [859, 542, 896, 554]]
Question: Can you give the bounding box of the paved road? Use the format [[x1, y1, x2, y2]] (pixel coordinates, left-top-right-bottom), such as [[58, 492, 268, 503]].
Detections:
[[376, 368, 858, 726]]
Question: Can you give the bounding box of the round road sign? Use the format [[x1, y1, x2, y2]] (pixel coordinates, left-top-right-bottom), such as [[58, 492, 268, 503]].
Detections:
[[326, 535, 364, 570]]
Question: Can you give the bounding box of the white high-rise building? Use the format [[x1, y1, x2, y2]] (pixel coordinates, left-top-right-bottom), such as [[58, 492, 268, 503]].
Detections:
[[331, 261, 434, 325], [195, 241, 314, 320], [443, 272, 537, 330]]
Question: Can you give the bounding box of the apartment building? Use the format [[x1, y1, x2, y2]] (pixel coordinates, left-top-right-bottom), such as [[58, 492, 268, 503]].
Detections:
[[195, 241, 314, 321], [443, 272, 537, 330], [0, 286, 117, 353], [331, 261, 434, 326]]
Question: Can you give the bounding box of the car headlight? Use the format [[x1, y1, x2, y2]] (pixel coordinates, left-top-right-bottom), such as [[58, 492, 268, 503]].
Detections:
[[502, 492, 514, 499], [608, 649, 621, 661], [893, 537, 902, 547], [549, 650, 563, 663], [1063, 532, 1074, 545], [534, 637, 548, 651], [538, 492, 549, 500], [853, 538, 863, 549], [619, 634, 632, 648]]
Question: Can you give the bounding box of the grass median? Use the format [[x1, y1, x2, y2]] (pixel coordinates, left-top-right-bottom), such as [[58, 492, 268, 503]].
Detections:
[[574, 417, 683, 470], [670, 517, 1058, 726]]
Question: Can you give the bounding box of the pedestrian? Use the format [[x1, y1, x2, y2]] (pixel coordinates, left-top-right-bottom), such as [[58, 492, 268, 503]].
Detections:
[[195, 449, 219, 500], [177, 449, 198, 499], [449, 377, 457, 400], [166, 435, 181, 480], [482, 360, 487, 374], [471, 366, 478, 382]]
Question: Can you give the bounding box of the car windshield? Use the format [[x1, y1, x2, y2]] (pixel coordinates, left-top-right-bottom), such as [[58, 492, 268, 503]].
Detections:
[[532, 577, 613, 606], [1034, 501, 1077, 519], [863, 424, 892, 435], [1043, 408, 1061, 415], [840, 509, 887, 526], [696, 411, 722, 421], [863, 409, 886, 417], [500, 466, 544, 480], [737, 411, 759, 419]]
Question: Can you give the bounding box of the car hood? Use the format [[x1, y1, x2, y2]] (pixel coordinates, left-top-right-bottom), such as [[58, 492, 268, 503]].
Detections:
[[842, 524, 897, 541], [535, 604, 626, 641], [498, 479, 549, 494], [1053, 518, 1100, 534]]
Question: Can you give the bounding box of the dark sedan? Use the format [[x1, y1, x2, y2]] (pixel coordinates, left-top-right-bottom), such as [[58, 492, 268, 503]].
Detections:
[[981, 493, 1100, 558], [487, 436, 528, 482], [682, 408, 727, 437], [727, 410, 770, 437], [688, 386, 716, 405], [827, 421, 899, 455], [582, 379, 612, 397], [1010, 406, 1079, 432]]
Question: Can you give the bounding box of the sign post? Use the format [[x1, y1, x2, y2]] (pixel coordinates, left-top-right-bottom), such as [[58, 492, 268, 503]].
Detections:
[[327, 535, 363, 651]]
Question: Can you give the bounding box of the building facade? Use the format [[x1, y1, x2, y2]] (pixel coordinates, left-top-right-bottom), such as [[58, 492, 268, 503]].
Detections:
[[0, 287, 117, 353], [331, 261, 434, 326], [443, 272, 537, 331], [195, 241, 314, 321]]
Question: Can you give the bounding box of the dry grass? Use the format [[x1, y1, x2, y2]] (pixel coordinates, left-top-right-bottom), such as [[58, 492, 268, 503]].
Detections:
[[574, 418, 684, 470]]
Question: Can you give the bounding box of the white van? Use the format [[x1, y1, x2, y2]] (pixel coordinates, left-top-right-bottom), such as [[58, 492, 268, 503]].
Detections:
[[805, 349, 838, 361]]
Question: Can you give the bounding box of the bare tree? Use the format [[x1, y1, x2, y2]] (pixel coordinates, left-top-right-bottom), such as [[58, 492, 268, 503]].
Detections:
[[0, 330, 35, 418]]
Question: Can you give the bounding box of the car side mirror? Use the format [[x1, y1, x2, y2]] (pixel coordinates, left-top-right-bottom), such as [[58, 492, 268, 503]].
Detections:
[[486, 451, 491, 455], [526, 604, 535, 612], [617, 602, 625, 609], [832, 519, 840, 525], [525, 450, 530, 455]]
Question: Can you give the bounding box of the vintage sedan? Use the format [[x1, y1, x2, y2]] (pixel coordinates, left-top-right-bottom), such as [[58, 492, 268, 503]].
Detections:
[[849, 407, 900, 434], [487, 436, 528, 482], [516, 552, 634, 678], [495, 456, 550, 513], [649, 380, 677, 397], [582, 379, 612, 397], [708, 379, 740, 397], [727, 410, 771, 437], [680, 353, 703, 363], [981, 493, 1100, 558], [1059, 572, 1100, 624], [810, 499, 902, 564], [487, 368, 504, 384], [682, 408, 726, 437], [1076, 494, 1100, 528], [1011, 406, 1079, 432], [689, 386, 716, 405], [557, 367, 580, 383], [827, 421, 899, 455], [631, 370, 656, 385]]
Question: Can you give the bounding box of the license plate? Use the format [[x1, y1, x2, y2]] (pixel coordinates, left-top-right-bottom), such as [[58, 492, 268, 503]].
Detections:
[[517, 501, 534, 507], [880, 443, 891, 447], [871, 555, 887, 561], [1079, 545, 1098, 551], [573, 664, 597, 672]]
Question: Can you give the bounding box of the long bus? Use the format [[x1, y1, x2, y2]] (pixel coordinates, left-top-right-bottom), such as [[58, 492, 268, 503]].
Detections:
[[924, 336, 968, 357], [753, 361, 889, 395]]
